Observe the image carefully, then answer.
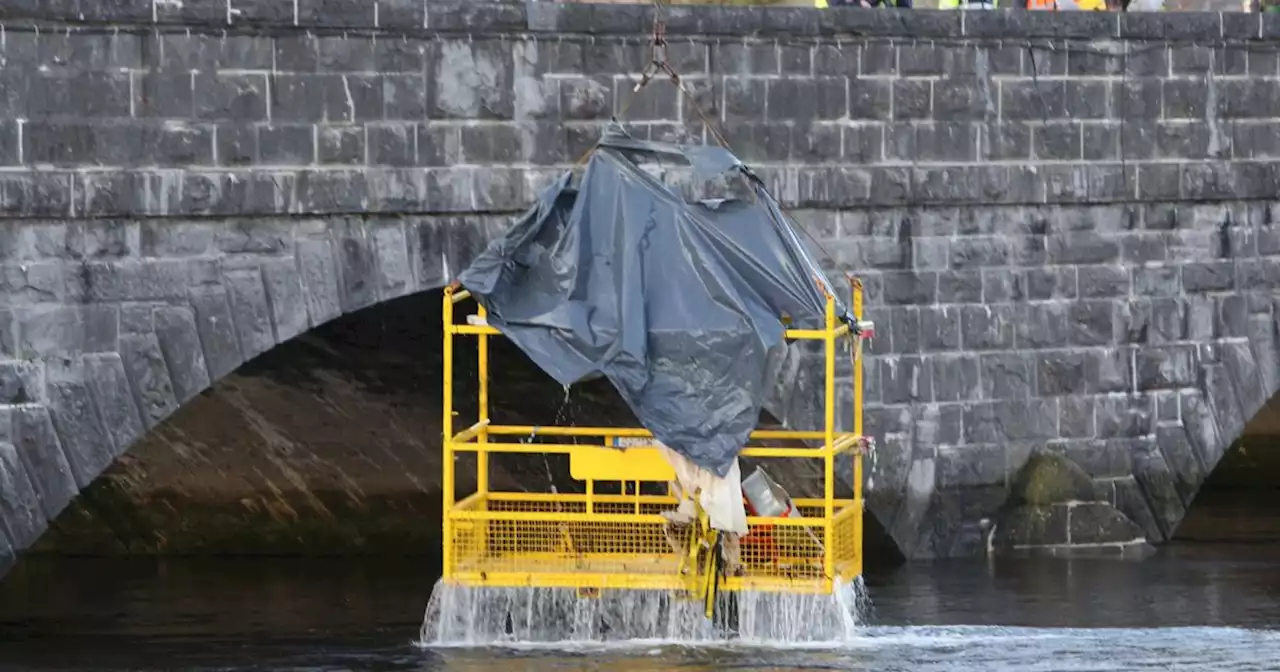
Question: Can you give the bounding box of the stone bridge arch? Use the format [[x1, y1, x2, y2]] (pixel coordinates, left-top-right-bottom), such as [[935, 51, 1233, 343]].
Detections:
[[0, 216, 500, 573]]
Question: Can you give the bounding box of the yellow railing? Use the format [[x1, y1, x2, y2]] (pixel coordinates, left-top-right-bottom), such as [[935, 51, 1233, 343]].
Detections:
[[441, 281, 867, 595]]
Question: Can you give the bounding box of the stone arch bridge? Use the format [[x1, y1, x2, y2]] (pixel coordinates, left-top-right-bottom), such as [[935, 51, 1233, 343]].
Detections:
[[4, 1, 1280, 575]]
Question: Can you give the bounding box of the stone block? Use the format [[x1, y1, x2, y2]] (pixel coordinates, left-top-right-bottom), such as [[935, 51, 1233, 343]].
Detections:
[[1136, 345, 1196, 391], [1055, 438, 1138, 479], [1068, 502, 1145, 545], [993, 504, 1070, 549], [189, 287, 245, 381], [1112, 476, 1163, 543], [217, 123, 258, 166], [224, 269, 276, 361], [383, 73, 429, 120], [1059, 396, 1095, 439], [935, 443, 1007, 489], [0, 435, 47, 551], [368, 124, 418, 167], [879, 271, 936, 305], [296, 237, 343, 326], [261, 257, 310, 343], [1015, 302, 1069, 349], [1077, 265, 1129, 299], [214, 220, 292, 256], [298, 169, 369, 214], [258, 124, 315, 165], [102, 298, 150, 335], [886, 306, 920, 353], [1, 261, 84, 305], [154, 306, 211, 404], [0, 309, 15, 359], [427, 2, 527, 34], [83, 259, 190, 302], [16, 305, 119, 359], [370, 221, 414, 300], [1035, 351, 1086, 397], [1096, 394, 1152, 439], [930, 354, 980, 403], [45, 373, 115, 488], [1007, 450, 1095, 506], [1018, 267, 1071, 301], [1154, 424, 1205, 507], [960, 304, 1014, 351], [921, 305, 962, 353], [0, 361, 42, 407], [83, 353, 145, 456], [140, 222, 218, 258], [1203, 364, 1246, 457], [1068, 300, 1120, 347], [979, 353, 1032, 400], [119, 332, 180, 430], [430, 40, 514, 120], [152, 33, 273, 72], [964, 399, 1056, 444], [879, 356, 931, 404], [269, 76, 324, 122], [12, 405, 76, 522], [914, 484, 1006, 557]]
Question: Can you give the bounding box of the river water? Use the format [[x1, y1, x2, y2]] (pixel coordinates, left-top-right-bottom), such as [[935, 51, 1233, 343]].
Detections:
[[3, 545, 1280, 671]]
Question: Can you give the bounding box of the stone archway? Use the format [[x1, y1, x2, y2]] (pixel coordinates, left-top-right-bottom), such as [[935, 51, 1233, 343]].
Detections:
[[0, 216, 500, 574]]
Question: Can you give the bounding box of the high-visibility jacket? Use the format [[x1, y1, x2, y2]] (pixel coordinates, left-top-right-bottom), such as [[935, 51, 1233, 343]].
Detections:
[[938, 0, 999, 8], [816, 0, 914, 7]]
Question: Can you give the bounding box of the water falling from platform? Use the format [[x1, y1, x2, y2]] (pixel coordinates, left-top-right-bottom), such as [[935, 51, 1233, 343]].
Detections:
[[418, 579, 868, 646]]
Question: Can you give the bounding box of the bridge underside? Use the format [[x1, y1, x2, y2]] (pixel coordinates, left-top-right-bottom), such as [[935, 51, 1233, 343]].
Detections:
[[24, 291, 905, 570], [1175, 399, 1280, 545]]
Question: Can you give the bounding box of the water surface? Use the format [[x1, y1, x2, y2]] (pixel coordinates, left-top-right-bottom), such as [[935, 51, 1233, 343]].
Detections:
[[3, 545, 1280, 671]]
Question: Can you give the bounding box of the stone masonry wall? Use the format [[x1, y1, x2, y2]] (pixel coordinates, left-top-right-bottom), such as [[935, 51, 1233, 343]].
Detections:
[[4, 1, 1280, 572]]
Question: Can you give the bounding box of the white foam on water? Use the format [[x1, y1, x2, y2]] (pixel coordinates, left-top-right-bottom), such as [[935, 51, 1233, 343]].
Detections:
[[417, 577, 868, 648]]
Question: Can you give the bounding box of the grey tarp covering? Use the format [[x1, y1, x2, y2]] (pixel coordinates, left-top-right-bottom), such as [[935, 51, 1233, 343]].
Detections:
[[457, 126, 850, 478]]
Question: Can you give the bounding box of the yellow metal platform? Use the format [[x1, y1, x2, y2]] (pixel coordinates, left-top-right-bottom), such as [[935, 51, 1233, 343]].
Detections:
[[441, 280, 868, 597]]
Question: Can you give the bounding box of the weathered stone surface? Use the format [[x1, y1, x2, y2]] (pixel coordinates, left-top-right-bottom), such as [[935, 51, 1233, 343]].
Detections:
[[260, 257, 310, 344], [15, 305, 119, 359], [992, 504, 1070, 548], [224, 269, 276, 361], [0, 360, 43, 405], [5, 4, 1280, 569], [1008, 451, 1096, 506], [0, 441, 46, 550], [189, 287, 245, 381], [119, 333, 180, 430], [12, 405, 76, 522], [154, 306, 212, 404], [1069, 502, 1148, 544], [45, 377, 114, 488], [83, 353, 145, 457], [297, 238, 343, 327]]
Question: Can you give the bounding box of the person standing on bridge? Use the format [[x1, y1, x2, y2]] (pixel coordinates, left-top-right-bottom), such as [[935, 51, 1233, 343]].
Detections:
[[814, 0, 915, 9]]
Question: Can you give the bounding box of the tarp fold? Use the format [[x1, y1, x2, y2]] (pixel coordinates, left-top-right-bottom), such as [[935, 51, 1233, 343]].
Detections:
[[457, 126, 849, 477]]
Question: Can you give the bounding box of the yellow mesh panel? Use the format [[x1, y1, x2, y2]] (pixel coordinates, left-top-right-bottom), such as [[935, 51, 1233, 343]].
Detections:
[[440, 285, 868, 597], [446, 495, 861, 593]]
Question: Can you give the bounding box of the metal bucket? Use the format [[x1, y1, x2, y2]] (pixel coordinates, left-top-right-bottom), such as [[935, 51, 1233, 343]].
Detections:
[[741, 466, 801, 519]]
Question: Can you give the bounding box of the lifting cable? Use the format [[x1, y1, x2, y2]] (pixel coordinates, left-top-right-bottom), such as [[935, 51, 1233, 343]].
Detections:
[[574, 0, 849, 292], [573, 0, 732, 169]]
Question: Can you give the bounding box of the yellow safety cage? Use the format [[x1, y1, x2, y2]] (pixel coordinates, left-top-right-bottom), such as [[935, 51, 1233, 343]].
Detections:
[[440, 279, 868, 607]]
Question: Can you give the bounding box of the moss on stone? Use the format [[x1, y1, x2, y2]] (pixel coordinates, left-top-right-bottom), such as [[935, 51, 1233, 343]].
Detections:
[[1008, 450, 1096, 507]]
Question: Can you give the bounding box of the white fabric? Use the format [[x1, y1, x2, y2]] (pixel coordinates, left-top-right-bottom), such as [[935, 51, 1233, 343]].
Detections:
[[616, 438, 748, 536]]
